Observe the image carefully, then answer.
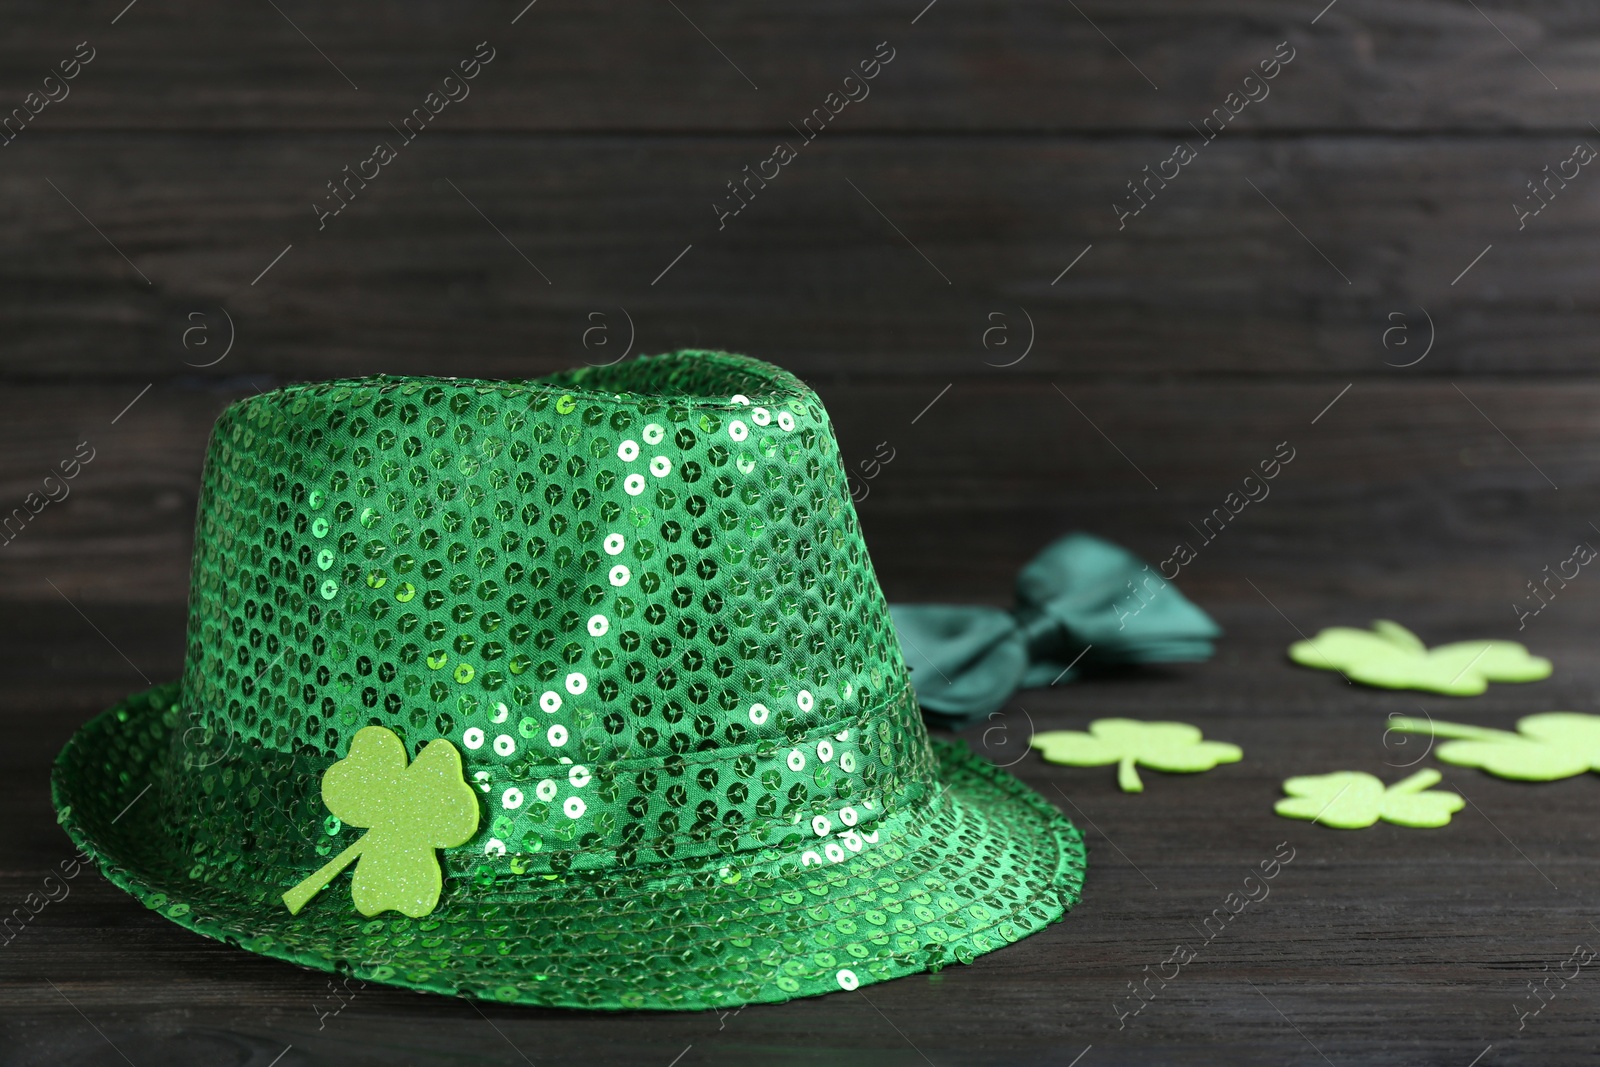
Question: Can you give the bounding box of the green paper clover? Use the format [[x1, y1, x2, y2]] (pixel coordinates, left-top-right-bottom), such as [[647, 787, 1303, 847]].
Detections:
[[1388, 712, 1600, 781], [1275, 769, 1463, 829], [1288, 619, 1551, 696], [282, 726, 480, 918], [1030, 718, 1242, 792]]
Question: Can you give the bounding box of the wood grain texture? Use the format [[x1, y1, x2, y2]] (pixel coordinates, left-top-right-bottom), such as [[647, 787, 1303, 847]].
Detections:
[[6, 0, 1600, 1062], [4, 135, 1600, 381], [2, 0, 1597, 131]]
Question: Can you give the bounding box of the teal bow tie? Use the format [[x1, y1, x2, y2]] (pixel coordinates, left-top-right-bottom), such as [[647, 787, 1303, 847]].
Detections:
[[889, 533, 1222, 729]]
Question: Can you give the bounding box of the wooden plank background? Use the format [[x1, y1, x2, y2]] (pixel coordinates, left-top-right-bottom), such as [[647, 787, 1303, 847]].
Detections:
[[4, 1, 1600, 1064]]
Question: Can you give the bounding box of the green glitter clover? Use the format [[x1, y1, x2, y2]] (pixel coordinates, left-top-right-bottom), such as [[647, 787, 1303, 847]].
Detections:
[[283, 726, 480, 918], [1275, 769, 1463, 829], [1030, 718, 1242, 793]]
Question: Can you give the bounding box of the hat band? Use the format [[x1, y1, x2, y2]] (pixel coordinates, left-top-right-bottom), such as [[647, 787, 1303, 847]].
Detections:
[[163, 672, 942, 891]]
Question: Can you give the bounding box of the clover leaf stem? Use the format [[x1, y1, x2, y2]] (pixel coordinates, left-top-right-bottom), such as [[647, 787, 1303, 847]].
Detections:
[[1388, 718, 1517, 744], [283, 838, 367, 916], [1372, 619, 1426, 651], [1117, 756, 1143, 793], [1391, 768, 1443, 794]]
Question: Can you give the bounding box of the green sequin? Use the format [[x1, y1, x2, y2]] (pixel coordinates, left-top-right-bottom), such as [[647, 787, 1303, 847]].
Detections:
[[53, 351, 1085, 1009]]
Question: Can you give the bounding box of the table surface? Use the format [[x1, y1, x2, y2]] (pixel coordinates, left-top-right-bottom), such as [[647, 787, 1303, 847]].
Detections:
[[5, 1, 1600, 1064], [6, 590, 1597, 1066]]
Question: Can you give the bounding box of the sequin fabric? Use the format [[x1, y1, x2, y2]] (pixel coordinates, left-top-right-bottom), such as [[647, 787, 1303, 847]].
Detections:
[[53, 351, 1086, 1009]]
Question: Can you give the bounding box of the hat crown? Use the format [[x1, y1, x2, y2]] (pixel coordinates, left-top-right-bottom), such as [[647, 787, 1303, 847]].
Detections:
[[173, 352, 938, 889]]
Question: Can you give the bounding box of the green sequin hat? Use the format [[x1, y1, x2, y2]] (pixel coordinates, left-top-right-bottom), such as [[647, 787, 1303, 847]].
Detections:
[[52, 351, 1086, 1010]]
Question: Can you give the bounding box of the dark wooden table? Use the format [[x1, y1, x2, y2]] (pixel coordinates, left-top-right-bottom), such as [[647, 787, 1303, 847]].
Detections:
[[5, 1, 1600, 1063]]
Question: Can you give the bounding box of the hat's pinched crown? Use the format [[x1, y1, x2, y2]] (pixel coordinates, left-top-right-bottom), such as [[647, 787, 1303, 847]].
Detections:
[[171, 352, 937, 899]]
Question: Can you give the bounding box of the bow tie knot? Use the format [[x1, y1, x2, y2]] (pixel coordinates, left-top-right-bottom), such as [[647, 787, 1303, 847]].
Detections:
[[1013, 605, 1069, 658], [889, 533, 1222, 730]]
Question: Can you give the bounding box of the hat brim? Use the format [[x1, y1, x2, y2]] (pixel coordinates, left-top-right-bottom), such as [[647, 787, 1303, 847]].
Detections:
[[53, 683, 1086, 1011]]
